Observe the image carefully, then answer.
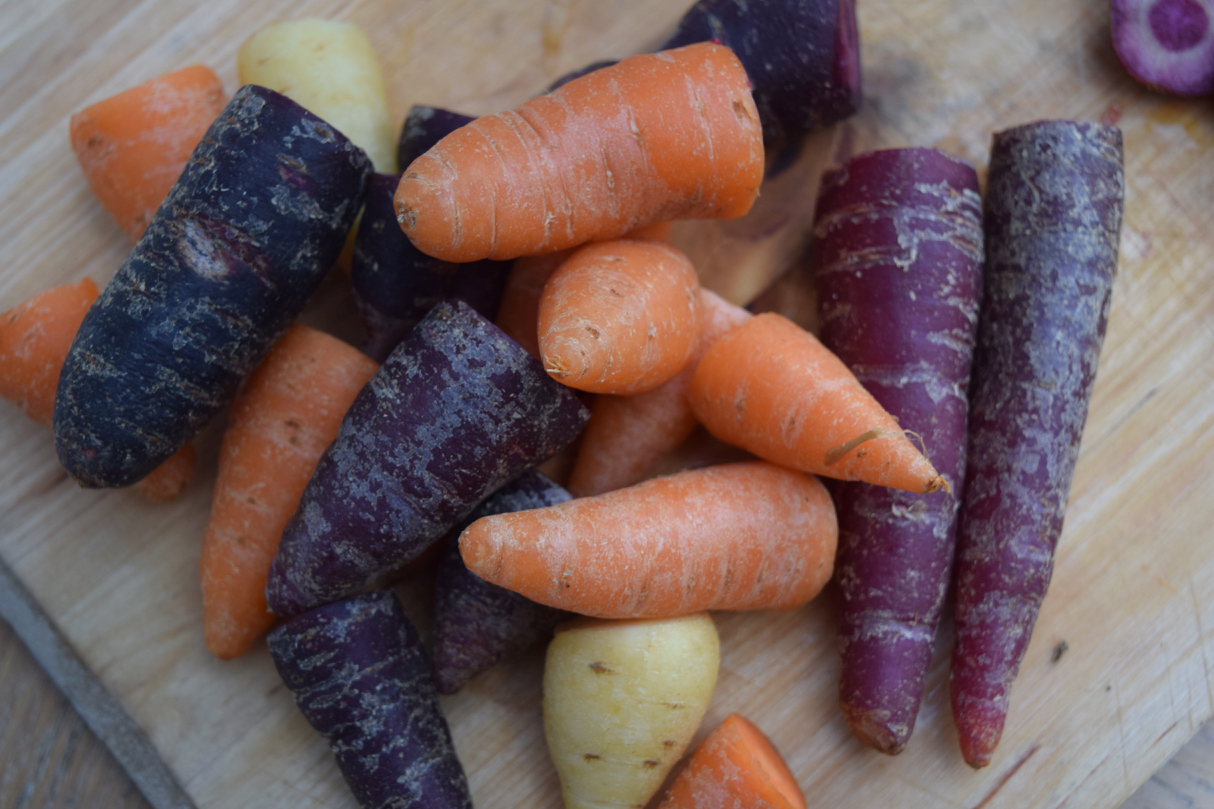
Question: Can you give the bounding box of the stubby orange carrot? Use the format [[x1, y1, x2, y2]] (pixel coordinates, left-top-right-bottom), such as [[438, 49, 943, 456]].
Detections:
[[199, 325, 378, 659], [395, 42, 763, 263], [459, 461, 837, 619], [496, 222, 675, 360], [70, 65, 226, 241], [539, 239, 701, 394], [688, 313, 946, 494], [134, 443, 197, 503], [0, 278, 196, 501], [567, 290, 751, 496], [0, 278, 98, 426], [657, 713, 806, 809]]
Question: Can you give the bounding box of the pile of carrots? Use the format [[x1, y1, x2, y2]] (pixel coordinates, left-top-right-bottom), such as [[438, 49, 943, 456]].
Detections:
[[0, 4, 1117, 806]]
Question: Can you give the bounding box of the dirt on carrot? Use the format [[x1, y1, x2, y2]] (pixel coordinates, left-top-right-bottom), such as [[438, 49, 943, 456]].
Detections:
[[395, 42, 763, 262], [459, 461, 837, 619], [538, 239, 701, 394], [70, 65, 226, 241], [200, 324, 378, 659], [688, 313, 946, 494], [135, 444, 197, 503], [657, 713, 806, 809]]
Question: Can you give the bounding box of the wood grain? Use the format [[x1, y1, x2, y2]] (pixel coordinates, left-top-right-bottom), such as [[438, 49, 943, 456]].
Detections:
[[0, 1, 1212, 809]]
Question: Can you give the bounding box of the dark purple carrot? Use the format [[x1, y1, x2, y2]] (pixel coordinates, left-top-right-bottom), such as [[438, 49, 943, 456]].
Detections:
[[54, 85, 371, 488], [267, 589, 472, 809], [661, 0, 861, 174], [431, 470, 573, 694], [396, 105, 475, 174], [1111, 0, 1214, 95], [814, 148, 984, 755], [265, 299, 589, 618], [952, 120, 1124, 768], [351, 172, 509, 361]]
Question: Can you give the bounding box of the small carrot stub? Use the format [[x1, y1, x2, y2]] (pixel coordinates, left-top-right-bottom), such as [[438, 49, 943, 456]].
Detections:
[[134, 444, 197, 503], [566, 289, 751, 497], [70, 65, 226, 241], [200, 324, 378, 659], [657, 713, 806, 809], [459, 461, 838, 619], [395, 42, 763, 262], [688, 313, 946, 494], [0, 278, 99, 426], [539, 239, 701, 394]]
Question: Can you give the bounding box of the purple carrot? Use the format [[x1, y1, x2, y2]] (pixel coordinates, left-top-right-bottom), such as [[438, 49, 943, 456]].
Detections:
[[1111, 0, 1214, 95], [814, 148, 984, 754], [431, 470, 573, 694], [396, 105, 475, 173], [952, 120, 1124, 768], [661, 0, 861, 175], [351, 172, 509, 361], [54, 85, 370, 488], [265, 299, 589, 618], [267, 590, 472, 809]]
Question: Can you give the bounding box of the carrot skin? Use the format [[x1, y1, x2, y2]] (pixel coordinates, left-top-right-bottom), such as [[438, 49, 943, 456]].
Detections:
[[266, 300, 589, 618], [661, 0, 861, 175], [431, 470, 572, 694], [567, 289, 751, 497], [395, 42, 763, 263], [813, 148, 984, 754], [951, 121, 1124, 768], [70, 65, 227, 241], [201, 325, 378, 660], [134, 443, 197, 504], [459, 461, 837, 619], [657, 713, 806, 809], [54, 86, 371, 489], [352, 172, 509, 361], [689, 313, 944, 493], [267, 590, 472, 809], [538, 239, 702, 394]]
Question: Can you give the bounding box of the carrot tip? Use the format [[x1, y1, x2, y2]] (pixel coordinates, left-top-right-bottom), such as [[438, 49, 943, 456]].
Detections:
[[924, 474, 950, 495]]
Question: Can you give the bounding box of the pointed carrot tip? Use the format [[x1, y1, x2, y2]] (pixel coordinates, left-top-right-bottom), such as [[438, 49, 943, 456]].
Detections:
[[924, 474, 950, 495]]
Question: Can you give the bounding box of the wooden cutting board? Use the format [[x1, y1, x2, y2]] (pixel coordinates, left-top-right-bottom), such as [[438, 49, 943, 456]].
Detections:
[[1, 1, 1212, 808]]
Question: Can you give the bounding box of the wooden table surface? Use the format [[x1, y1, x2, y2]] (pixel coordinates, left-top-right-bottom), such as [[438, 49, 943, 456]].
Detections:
[[2, 618, 1213, 808], [3, 1, 1214, 809]]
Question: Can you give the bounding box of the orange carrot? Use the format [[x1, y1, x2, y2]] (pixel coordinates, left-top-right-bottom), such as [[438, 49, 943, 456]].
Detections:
[[688, 313, 946, 494], [0, 278, 196, 501], [395, 42, 763, 262], [200, 324, 378, 659], [70, 65, 227, 241], [567, 289, 751, 496], [496, 223, 676, 360], [657, 713, 806, 809], [539, 239, 701, 394], [459, 461, 837, 619], [134, 443, 197, 503], [0, 278, 98, 427]]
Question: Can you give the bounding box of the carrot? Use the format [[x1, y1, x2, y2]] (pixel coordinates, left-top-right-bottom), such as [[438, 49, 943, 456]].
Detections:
[[394, 42, 763, 263], [657, 713, 806, 809], [0, 277, 197, 502], [200, 324, 378, 659], [496, 222, 675, 360], [459, 461, 837, 619], [688, 313, 946, 494], [70, 65, 226, 241], [0, 278, 98, 427], [538, 239, 701, 394], [567, 289, 751, 497], [134, 443, 197, 504]]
